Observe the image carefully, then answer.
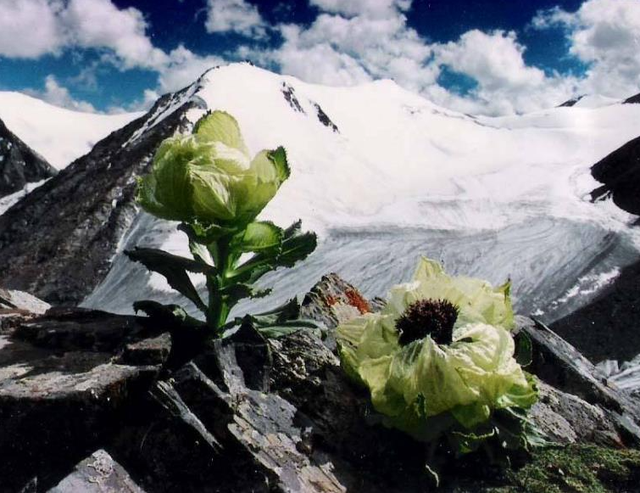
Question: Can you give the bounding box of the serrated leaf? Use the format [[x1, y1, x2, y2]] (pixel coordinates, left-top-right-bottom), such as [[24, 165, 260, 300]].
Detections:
[[251, 298, 300, 326], [133, 300, 206, 329], [231, 221, 283, 253], [126, 247, 210, 313], [227, 220, 317, 284], [179, 221, 236, 245]]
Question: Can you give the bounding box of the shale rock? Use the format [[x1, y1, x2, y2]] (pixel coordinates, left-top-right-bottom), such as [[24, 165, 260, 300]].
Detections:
[[48, 450, 145, 493], [0, 308, 168, 491], [3, 275, 640, 492]]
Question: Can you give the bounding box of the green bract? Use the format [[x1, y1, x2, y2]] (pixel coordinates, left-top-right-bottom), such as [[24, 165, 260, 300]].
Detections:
[[137, 111, 290, 227], [336, 257, 536, 440]]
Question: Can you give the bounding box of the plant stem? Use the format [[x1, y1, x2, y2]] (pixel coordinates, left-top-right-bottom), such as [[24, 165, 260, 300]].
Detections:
[[207, 236, 232, 337]]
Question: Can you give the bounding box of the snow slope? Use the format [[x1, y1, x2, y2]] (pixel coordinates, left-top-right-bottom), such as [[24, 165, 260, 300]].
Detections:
[[73, 64, 640, 322], [0, 92, 141, 169]]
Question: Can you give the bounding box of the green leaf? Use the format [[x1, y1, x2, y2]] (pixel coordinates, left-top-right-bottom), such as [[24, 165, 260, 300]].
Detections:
[[126, 247, 210, 313], [227, 220, 317, 285], [515, 331, 533, 367], [179, 221, 236, 245], [250, 298, 301, 326], [133, 300, 206, 329], [221, 283, 272, 306], [268, 146, 290, 183], [231, 221, 283, 253]]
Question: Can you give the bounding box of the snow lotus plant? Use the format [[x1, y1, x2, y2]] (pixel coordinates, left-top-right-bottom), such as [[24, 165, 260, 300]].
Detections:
[[126, 111, 319, 365], [336, 258, 542, 481]]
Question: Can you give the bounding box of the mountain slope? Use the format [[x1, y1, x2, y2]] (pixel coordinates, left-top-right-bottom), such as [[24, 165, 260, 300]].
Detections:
[[0, 92, 140, 169], [0, 84, 204, 304], [1, 63, 640, 320], [0, 118, 56, 198]]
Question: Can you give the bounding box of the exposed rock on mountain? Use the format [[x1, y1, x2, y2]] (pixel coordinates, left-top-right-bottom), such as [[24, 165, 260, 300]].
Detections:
[[558, 95, 584, 107], [591, 135, 640, 215], [0, 83, 205, 305], [0, 118, 56, 198], [552, 258, 640, 364], [623, 92, 640, 104]]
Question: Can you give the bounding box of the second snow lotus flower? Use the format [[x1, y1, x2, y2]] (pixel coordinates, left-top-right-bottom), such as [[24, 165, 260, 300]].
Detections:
[[336, 257, 540, 477], [137, 111, 289, 228]]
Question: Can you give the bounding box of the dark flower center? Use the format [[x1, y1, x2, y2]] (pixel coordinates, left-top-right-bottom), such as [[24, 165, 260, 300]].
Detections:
[[395, 299, 459, 346]]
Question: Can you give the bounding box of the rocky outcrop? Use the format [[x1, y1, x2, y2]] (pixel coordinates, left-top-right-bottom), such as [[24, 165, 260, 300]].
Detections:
[[0, 306, 168, 491], [623, 93, 640, 104], [551, 258, 640, 363], [0, 83, 207, 305], [3, 276, 640, 492], [0, 118, 56, 198], [590, 135, 640, 215]]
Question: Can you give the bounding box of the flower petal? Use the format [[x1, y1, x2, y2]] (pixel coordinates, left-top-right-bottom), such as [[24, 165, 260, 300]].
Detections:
[[194, 110, 250, 157]]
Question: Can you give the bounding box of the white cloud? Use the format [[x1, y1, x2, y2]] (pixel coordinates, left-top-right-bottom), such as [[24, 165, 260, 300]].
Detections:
[[428, 29, 578, 115], [63, 0, 168, 70], [158, 45, 226, 93], [265, 6, 438, 94], [534, 0, 640, 98], [25, 75, 97, 113], [0, 0, 65, 58], [309, 0, 411, 18], [0, 0, 167, 70], [436, 30, 545, 91], [205, 0, 265, 37]]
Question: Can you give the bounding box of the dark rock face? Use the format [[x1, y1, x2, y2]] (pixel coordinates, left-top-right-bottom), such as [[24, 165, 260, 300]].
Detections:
[[312, 102, 339, 133], [551, 258, 640, 363], [0, 88, 203, 305], [0, 307, 168, 491], [558, 95, 584, 108], [623, 93, 640, 104], [590, 135, 640, 215], [281, 82, 306, 114], [3, 277, 640, 492], [0, 118, 56, 198]]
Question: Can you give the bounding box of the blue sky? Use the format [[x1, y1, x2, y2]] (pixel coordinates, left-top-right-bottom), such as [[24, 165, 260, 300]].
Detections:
[[0, 0, 638, 115]]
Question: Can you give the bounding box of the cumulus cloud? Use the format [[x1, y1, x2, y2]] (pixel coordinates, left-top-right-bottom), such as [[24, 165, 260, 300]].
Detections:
[[264, 4, 438, 94], [63, 0, 168, 70], [0, 0, 65, 58], [309, 0, 411, 18], [431, 30, 577, 115], [254, 0, 573, 115], [159, 45, 225, 93], [25, 75, 97, 112], [205, 0, 266, 37], [0, 0, 167, 69], [534, 0, 640, 98]]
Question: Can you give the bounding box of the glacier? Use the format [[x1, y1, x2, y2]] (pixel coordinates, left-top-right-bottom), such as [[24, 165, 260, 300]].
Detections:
[[74, 63, 640, 324]]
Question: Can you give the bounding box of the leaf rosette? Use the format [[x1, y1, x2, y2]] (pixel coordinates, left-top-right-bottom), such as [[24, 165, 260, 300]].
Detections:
[[137, 111, 290, 228], [336, 257, 537, 440]]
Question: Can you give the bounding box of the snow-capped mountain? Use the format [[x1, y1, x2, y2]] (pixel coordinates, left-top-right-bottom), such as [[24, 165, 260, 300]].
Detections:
[[1, 63, 639, 323], [0, 92, 141, 169]]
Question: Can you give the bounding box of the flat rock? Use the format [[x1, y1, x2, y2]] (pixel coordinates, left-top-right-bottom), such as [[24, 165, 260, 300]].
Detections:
[[0, 288, 50, 315], [0, 308, 167, 491], [48, 450, 145, 493]]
